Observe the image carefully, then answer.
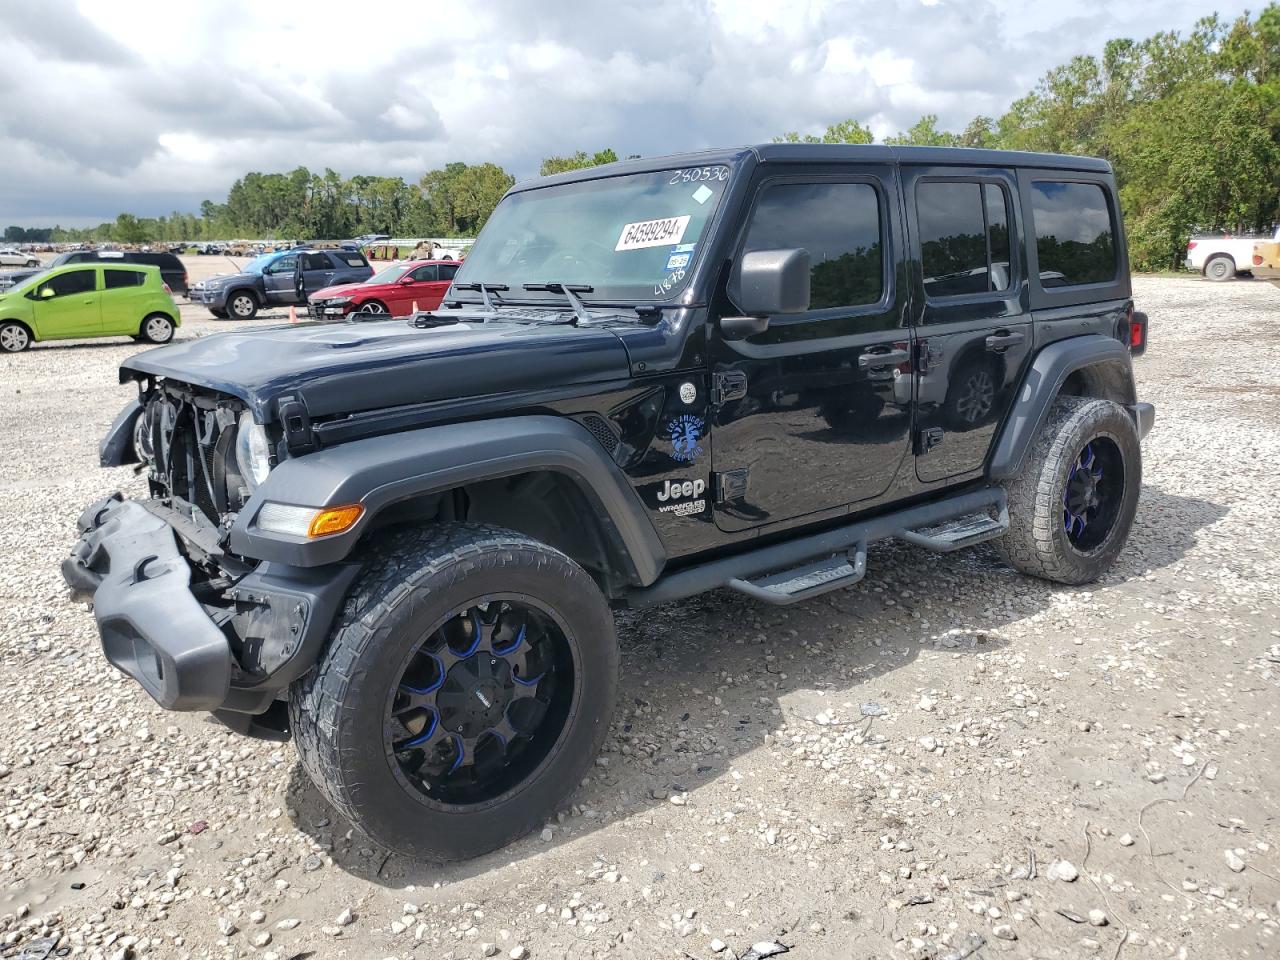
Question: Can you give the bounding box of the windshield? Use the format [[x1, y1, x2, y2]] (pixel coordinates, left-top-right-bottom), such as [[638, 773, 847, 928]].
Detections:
[[370, 263, 412, 284], [49, 252, 74, 268], [241, 254, 273, 275], [453, 165, 733, 302]]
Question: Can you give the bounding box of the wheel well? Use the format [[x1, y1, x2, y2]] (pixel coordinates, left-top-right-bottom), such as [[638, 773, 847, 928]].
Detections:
[[362, 471, 634, 597], [1, 318, 34, 341], [1056, 359, 1136, 407]]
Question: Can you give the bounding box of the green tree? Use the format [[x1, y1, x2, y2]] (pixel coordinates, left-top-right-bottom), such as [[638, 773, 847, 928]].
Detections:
[[774, 119, 874, 144], [539, 149, 620, 176], [884, 114, 962, 147], [415, 162, 515, 235], [113, 213, 150, 244]]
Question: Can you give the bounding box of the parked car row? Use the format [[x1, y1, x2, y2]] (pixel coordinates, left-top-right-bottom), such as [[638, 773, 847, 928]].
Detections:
[[0, 249, 187, 295], [189, 248, 374, 320]]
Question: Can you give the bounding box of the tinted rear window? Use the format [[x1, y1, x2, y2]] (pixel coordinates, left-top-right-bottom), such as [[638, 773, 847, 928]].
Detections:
[[104, 268, 146, 289], [1030, 181, 1116, 287], [917, 181, 1014, 298], [129, 252, 181, 270], [338, 252, 368, 268]]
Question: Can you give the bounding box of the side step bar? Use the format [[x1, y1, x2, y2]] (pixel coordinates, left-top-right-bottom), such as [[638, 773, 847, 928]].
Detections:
[[626, 486, 1007, 608]]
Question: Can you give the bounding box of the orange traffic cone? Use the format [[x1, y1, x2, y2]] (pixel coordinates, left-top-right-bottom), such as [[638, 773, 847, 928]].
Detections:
[[288, 305, 298, 323], [412, 301, 419, 314]]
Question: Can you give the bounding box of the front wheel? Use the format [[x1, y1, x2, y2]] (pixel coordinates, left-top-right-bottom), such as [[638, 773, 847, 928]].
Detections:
[[289, 523, 619, 860], [357, 300, 388, 317], [226, 291, 258, 320], [995, 396, 1142, 585], [0, 321, 31, 353]]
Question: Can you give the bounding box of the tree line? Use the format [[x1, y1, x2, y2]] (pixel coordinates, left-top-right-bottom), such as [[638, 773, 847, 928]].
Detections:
[[9, 7, 1276, 270]]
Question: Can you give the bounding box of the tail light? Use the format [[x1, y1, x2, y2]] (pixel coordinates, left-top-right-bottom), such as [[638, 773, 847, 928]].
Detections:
[[1254, 254, 1264, 266], [1127, 308, 1147, 356], [163, 282, 173, 294], [1186, 240, 1197, 251]]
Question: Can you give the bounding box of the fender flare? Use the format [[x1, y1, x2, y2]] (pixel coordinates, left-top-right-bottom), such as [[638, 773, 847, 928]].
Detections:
[[228, 415, 667, 585], [99, 398, 142, 467], [988, 335, 1136, 481]]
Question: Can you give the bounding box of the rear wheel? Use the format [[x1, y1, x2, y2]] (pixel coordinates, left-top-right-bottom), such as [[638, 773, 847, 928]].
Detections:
[[0, 321, 31, 353], [995, 396, 1141, 585], [290, 523, 618, 860], [226, 291, 258, 320], [1203, 255, 1235, 281], [139, 313, 174, 344]]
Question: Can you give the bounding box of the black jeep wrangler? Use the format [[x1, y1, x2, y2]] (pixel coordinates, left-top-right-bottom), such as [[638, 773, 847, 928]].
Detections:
[[63, 145, 1152, 860]]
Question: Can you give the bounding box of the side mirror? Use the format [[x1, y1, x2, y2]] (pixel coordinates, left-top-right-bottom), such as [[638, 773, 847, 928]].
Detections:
[[398, 275, 417, 284], [719, 248, 810, 340]]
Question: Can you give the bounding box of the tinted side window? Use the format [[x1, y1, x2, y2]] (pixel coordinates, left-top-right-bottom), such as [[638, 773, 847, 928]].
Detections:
[[739, 182, 882, 310], [43, 269, 96, 296], [1030, 181, 1116, 287], [303, 253, 331, 271], [917, 181, 1013, 298], [340, 253, 369, 268], [104, 269, 146, 289], [409, 264, 438, 282], [267, 254, 298, 274], [438, 263, 459, 281]]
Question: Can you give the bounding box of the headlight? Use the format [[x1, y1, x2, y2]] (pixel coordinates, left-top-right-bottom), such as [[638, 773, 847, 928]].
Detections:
[[234, 410, 271, 490], [328, 296, 352, 306]]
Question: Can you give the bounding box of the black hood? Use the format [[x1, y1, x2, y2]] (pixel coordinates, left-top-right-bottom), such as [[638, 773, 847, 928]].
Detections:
[[120, 315, 633, 422]]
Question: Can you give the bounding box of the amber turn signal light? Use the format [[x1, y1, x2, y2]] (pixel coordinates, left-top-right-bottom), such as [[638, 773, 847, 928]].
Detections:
[[307, 504, 364, 538]]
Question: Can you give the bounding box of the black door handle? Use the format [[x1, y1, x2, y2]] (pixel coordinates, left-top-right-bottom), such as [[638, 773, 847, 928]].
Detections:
[[986, 330, 1025, 351], [858, 348, 910, 369]]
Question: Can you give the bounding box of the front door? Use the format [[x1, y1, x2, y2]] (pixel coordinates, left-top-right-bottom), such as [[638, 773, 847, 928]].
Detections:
[[710, 168, 913, 532], [31, 267, 101, 338], [902, 168, 1033, 482], [262, 253, 299, 303]]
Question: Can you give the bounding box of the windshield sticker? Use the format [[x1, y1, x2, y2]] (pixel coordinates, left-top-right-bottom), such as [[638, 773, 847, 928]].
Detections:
[[616, 215, 691, 251], [672, 242, 696, 253], [666, 414, 705, 463], [665, 252, 691, 271], [692, 185, 714, 205], [668, 166, 730, 185]]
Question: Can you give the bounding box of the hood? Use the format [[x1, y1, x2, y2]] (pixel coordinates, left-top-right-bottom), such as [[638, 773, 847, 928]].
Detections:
[[120, 314, 633, 422], [194, 271, 252, 288], [312, 281, 366, 300]]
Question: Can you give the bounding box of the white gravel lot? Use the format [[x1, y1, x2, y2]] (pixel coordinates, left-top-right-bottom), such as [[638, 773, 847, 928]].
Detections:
[[0, 268, 1278, 960]]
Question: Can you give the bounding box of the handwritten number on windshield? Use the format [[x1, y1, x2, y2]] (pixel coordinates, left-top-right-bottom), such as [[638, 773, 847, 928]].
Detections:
[[668, 167, 729, 185]]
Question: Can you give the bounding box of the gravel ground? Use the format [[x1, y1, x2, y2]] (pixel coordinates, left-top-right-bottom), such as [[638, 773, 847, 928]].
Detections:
[[1, 269, 1278, 960]]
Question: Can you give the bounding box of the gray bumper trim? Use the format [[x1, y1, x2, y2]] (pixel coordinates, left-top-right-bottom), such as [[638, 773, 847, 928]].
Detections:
[[1129, 401, 1155, 440], [63, 496, 232, 711]]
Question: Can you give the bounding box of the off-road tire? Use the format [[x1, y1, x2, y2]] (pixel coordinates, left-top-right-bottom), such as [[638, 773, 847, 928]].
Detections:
[[1203, 254, 1235, 281], [0, 320, 31, 353], [995, 396, 1141, 585], [289, 523, 618, 860]]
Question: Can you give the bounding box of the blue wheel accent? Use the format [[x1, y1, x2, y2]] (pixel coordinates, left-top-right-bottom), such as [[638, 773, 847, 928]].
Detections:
[[493, 623, 525, 656], [447, 735, 466, 773], [403, 708, 439, 748], [457, 609, 484, 658], [399, 653, 445, 695], [513, 669, 543, 687]]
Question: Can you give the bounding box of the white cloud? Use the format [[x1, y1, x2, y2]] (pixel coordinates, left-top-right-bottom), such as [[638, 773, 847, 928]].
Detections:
[[0, 0, 1257, 226]]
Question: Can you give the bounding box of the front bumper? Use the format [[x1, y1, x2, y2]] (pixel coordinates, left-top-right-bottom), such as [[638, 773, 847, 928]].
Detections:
[[62, 493, 360, 720], [190, 287, 228, 308]]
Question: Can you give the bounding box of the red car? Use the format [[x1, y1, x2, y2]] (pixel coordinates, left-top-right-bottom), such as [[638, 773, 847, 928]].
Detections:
[[307, 259, 460, 318]]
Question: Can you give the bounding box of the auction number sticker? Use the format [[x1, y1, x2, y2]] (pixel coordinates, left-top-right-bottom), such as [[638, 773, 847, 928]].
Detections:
[[668, 166, 729, 184], [616, 215, 691, 251]]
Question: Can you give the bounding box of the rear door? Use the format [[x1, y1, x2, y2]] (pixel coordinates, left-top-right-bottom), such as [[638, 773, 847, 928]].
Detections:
[[901, 167, 1032, 482], [30, 267, 101, 337], [100, 267, 149, 334], [299, 252, 336, 300], [709, 166, 913, 532]]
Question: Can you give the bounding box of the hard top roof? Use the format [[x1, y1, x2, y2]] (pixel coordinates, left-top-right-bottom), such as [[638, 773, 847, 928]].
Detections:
[[516, 143, 1112, 193]]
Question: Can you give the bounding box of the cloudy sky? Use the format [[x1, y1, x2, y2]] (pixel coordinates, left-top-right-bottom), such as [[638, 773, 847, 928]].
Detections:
[[0, 0, 1257, 226]]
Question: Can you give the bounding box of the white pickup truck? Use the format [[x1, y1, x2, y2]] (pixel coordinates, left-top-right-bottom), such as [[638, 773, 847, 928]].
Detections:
[[1186, 226, 1280, 280]]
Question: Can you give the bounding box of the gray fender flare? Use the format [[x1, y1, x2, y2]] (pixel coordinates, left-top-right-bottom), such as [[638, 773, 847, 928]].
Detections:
[[228, 415, 667, 584], [99, 398, 142, 467], [988, 335, 1137, 481]]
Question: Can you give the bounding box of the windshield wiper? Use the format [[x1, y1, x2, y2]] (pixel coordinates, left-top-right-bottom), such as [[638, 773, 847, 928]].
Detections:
[[452, 282, 508, 312], [522, 282, 595, 325]]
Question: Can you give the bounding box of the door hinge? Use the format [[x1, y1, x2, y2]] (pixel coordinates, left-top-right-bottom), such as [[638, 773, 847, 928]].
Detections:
[[714, 468, 749, 503], [916, 427, 944, 454], [712, 370, 748, 404]]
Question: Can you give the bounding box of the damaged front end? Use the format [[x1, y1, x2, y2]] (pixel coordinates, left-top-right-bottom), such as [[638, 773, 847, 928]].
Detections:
[[64, 379, 358, 739]]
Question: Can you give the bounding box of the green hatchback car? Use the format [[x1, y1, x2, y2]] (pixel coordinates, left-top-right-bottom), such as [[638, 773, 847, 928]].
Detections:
[[0, 263, 180, 353]]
